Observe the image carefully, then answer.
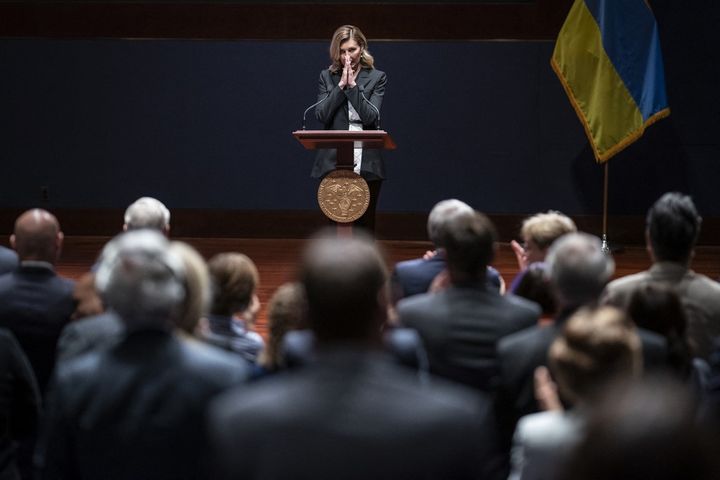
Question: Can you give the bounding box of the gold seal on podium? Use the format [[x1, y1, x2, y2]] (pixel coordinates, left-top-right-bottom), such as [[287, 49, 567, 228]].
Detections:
[[317, 170, 370, 223]]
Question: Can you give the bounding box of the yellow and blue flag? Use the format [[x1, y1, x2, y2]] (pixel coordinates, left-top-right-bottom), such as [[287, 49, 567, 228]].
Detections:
[[551, 0, 670, 163]]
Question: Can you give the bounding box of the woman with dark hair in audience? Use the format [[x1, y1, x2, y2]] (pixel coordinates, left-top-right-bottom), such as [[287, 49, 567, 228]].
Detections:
[[254, 282, 307, 377], [513, 262, 556, 325], [200, 253, 264, 363], [626, 282, 709, 389]]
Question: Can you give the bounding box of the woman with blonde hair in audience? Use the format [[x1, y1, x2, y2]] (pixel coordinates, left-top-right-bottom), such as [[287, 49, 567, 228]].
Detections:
[[509, 306, 642, 480], [168, 241, 210, 336]]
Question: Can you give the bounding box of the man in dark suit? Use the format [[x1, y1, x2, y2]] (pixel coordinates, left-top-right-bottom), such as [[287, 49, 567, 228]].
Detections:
[[0, 209, 75, 395], [209, 232, 501, 480], [0, 245, 18, 275], [35, 230, 247, 480], [397, 210, 540, 391], [392, 199, 502, 301], [0, 328, 40, 480]]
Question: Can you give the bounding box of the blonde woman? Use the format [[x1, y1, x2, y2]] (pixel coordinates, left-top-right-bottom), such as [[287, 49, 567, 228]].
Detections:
[[312, 25, 387, 232]]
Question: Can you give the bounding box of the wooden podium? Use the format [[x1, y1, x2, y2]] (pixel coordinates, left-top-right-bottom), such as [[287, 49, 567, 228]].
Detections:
[[293, 130, 396, 235]]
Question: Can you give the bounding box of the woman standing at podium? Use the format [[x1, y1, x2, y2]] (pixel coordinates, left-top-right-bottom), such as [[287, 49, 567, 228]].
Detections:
[[312, 25, 387, 233]]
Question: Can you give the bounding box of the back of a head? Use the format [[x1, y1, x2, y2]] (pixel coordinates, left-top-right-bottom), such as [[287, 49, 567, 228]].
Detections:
[[208, 253, 259, 316], [169, 241, 210, 334], [546, 232, 614, 309], [627, 282, 687, 337], [442, 211, 497, 282], [550, 306, 641, 405], [627, 283, 692, 378], [521, 211, 577, 250], [12, 209, 62, 263], [514, 262, 556, 316], [124, 197, 171, 232], [259, 282, 308, 369], [560, 377, 720, 480], [300, 232, 387, 344], [646, 192, 700, 263], [95, 230, 186, 330], [426, 199, 474, 248]]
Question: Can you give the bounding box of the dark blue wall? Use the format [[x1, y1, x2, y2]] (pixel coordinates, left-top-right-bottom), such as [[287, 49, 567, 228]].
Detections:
[[1, 7, 717, 216]]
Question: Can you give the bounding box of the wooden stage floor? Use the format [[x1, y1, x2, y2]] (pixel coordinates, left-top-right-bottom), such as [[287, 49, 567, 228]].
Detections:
[[54, 236, 720, 336]]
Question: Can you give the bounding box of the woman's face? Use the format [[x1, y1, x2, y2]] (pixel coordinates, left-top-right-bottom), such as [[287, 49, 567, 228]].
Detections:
[[339, 38, 362, 69]]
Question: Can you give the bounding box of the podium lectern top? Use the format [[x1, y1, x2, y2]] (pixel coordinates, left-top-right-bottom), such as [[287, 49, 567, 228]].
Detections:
[[292, 130, 396, 151]]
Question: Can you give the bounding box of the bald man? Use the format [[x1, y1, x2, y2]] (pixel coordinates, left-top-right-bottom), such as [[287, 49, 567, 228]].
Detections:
[[0, 209, 75, 395]]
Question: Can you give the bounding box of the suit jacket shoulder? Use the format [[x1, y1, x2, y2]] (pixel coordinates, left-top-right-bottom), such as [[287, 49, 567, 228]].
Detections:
[[209, 351, 497, 480]]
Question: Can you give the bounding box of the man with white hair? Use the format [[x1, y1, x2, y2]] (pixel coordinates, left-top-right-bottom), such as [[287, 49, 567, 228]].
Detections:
[[123, 196, 171, 234], [58, 196, 171, 359], [391, 199, 502, 301], [36, 230, 247, 480]]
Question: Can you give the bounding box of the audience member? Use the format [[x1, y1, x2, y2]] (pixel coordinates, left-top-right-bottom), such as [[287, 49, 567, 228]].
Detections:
[[509, 211, 577, 292], [0, 328, 41, 480], [626, 283, 708, 386], [169, 241, 211, 336], [58, 196, 173, 359], [200, 252, 264, 363], [513, 262, 556, 323], [256, 282, 307, 375], [35, 230, 247, 480], [398, 210, 540, 391], [391, 199, 502, 301], [123, 196, 171, 234], [0, 209, 75, 395], [602, 192, 720, 360], [0, 244, 18, 275], [498, 232, 668, 447], [559, 377, 720, 480], [497, 233, 615, 436], [509, 306, 641, 480], [209, 232, 501, 480]]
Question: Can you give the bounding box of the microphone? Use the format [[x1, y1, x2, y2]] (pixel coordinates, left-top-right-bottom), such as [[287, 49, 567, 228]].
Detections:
[[360, 91, 381, 130], [302, 93, 331, 130]]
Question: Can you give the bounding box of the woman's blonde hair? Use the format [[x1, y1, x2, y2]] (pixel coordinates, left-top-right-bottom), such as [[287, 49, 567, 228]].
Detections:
[[328, 25, 375, 73], [550, 306, 642, 405]]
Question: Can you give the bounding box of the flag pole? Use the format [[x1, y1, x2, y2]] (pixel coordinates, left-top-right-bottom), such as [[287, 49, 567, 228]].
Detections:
[[601, 162, 610, 253]]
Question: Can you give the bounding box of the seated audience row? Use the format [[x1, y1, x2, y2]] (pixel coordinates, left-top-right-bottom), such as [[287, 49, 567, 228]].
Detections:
[[0, 191, 718, 480]]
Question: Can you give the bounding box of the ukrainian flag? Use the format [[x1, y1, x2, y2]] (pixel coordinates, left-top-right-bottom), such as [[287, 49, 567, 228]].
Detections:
[[551, 0, 670, 163]]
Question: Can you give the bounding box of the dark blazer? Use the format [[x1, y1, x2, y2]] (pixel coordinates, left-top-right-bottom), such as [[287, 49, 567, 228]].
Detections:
[[35, 330, 248, 480], [0, 246, 18, 276], [397, 285, 540, 391], [392, 253, 503, 300], [0, 328, 40, 480], [0, 264, 75, 395], [55, 311, 124, 362], [312, 67, 387, 180], [209, 348, 502, 480]]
